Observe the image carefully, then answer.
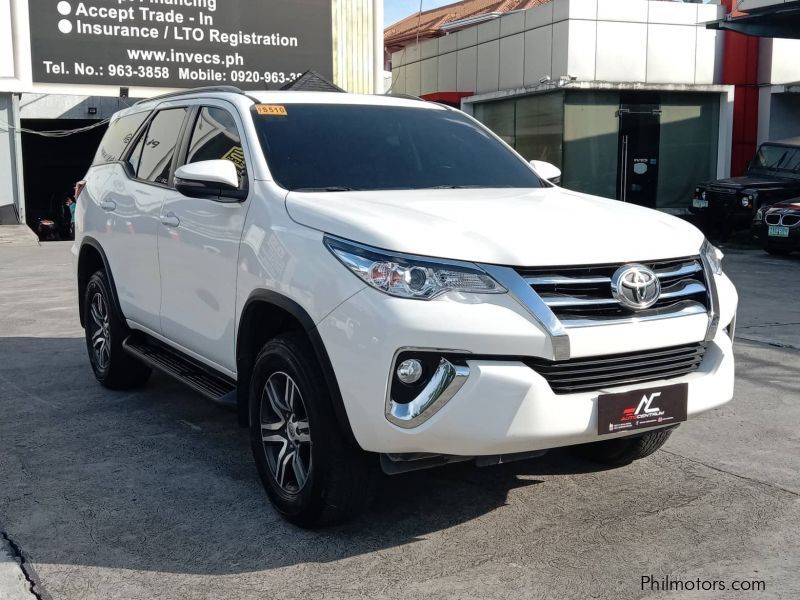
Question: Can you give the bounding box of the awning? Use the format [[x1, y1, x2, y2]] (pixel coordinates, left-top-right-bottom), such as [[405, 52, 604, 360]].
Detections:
[[707, 2, 800, 39]]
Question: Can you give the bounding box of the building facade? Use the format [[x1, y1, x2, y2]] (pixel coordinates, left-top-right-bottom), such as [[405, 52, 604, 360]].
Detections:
[[389, 0, 800, 213]]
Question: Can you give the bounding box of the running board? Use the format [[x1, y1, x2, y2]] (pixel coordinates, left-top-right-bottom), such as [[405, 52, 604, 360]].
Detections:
[[123, 335, 237, 409]]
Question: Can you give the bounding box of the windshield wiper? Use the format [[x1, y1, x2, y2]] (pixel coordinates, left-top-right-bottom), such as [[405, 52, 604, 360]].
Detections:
[[424, 184, 494, 189], [293, 186, 359, 192]]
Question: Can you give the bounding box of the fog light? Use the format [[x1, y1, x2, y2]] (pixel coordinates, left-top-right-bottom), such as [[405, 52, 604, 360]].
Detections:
[[397, 359, 423, 384]]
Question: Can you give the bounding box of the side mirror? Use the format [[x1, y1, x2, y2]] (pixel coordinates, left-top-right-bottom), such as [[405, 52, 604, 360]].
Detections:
[[174, 160, 246, 201], [530, 160, 562, 185]]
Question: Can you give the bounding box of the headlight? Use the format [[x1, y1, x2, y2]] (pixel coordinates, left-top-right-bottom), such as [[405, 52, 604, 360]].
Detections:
[[755, 208, 765, 221], [324, 236, 506, 300], [702, 240, 723, 275]]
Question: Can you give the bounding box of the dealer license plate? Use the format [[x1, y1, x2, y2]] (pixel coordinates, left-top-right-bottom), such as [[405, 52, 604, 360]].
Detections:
[[692, 198, 708, 208], [597, 383, 688, 436], [768, 225, 790, 238]]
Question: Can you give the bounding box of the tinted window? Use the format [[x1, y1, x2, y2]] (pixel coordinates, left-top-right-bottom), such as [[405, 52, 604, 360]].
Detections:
[[137, 108, 188, 186], [186, 107, 247, 187], [752, 144, 800, 178], [92, 111, 149, 165], [126, 130, 146, 175], [252, 104, 543, 191]]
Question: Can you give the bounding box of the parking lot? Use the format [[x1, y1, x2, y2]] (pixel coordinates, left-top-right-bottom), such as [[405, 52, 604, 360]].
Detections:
[[0, 241, 798, 600]]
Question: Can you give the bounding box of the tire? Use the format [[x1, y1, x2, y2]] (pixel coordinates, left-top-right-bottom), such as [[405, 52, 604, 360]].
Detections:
[[83, 269, 152, 390], [571, 427, 676, 467], [249, 333, 378, 527], [764, 244, 791, 256]]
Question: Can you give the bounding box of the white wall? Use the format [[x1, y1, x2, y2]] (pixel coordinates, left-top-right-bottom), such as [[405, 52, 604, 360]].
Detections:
[[392, 0, 726, 96], [0, 94, 24, 219], [758, 37, 800, 85]]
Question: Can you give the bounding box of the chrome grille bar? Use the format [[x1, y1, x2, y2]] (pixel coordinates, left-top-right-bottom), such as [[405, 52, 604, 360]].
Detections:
[[516, 257, 710, 327], [654, 261, 703, 279]]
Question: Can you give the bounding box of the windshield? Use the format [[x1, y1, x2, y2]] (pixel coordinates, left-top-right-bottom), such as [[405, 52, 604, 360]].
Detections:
[[252, 103, 544, 191], [750, 144, 800, 179]]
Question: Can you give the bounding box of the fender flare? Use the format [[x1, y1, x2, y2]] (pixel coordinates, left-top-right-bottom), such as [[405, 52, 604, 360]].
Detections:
[[77, 237, 125, 327], [236, 290, 359, 448]]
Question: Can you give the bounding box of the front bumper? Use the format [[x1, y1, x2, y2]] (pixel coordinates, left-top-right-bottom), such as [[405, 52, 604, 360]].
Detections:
[[317, 273, 737, 456], [752, 221, 800, 248]]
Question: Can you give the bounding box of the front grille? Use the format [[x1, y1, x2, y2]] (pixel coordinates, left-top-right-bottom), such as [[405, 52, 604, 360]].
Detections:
[[766, 212, 800, 226], [782, 214, 800, 226], [515, 257, 709, 326], [525, 343, 707, 394], [708, 185, 736, 195]]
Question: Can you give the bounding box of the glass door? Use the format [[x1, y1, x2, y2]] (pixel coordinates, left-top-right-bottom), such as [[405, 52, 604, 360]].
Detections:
[[617, 103, 661, 208]]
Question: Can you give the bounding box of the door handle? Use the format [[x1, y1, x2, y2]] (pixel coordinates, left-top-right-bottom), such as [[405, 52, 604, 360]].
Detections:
[[100, 200, 117, 211], [160, 212, 180, 228]]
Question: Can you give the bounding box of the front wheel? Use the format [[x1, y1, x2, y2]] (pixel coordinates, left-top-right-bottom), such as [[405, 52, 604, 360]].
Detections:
[[571, 427, 676, 466], [83, 270, 151, 390], [249, 333, 378, 527], [764, 244, 791, 256]]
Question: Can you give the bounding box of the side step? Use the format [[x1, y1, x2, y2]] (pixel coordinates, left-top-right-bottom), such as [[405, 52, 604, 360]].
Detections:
[[123, 334, 237, 409]]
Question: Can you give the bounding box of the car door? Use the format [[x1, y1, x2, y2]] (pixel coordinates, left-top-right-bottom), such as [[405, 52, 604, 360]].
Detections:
[[157, 102, 251, 373], [101, 106, 189, 331]]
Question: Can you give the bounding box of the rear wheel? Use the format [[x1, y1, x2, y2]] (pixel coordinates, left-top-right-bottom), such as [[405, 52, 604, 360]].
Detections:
[[249, 333, 378, 527], [764, 244, 791, 256], [83, 270, 151, 390], [572, 427, 676, 466]]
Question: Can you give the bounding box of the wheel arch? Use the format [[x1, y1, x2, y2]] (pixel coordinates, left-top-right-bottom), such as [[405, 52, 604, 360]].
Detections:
[[77, 237, 124, 328], [236, 290, 358, 447]]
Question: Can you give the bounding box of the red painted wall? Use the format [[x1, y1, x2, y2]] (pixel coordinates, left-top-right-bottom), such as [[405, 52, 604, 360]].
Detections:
[[721, 0, 760, 176]]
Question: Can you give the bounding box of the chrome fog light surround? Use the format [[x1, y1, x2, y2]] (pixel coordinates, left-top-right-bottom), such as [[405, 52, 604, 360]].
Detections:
[[386, 353, 470, 428]]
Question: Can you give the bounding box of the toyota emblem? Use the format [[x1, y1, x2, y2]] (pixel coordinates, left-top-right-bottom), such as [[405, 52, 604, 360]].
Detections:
[[611, 264, 661, 310]]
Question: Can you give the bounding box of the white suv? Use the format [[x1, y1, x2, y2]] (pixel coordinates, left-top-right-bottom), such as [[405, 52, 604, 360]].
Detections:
[[74, 87, 737, 526]]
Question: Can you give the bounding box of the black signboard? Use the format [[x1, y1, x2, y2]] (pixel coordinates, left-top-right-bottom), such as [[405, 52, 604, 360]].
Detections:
[[28, 0, 333, 89], [597, 383, 688, 436]]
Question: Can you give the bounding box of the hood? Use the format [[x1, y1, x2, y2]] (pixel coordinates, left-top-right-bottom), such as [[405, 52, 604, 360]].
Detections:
[[768, 199, 800, 212], [705, 175, 789, 189], [285, 188, 705, 266]]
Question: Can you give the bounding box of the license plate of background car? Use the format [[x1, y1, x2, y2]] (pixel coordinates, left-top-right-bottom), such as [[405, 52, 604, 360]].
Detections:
[[692, 198, 708, 208], [768, 225, 790, 238], [597, 383, 688, 436]]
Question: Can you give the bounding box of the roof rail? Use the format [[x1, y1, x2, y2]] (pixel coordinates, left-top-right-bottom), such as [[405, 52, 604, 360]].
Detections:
[[383, 92, 424, 102], [133, 85, 246, 106]]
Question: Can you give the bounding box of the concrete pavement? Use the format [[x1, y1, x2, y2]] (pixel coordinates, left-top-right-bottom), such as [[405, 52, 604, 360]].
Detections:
[[0, 242, 798, 600]]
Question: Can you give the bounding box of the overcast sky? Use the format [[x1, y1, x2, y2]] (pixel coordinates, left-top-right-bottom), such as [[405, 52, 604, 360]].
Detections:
[[384, 0, 456, 28]]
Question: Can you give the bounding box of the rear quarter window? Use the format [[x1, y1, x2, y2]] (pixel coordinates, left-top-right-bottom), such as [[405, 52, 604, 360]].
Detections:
[[92, 111, 150, 166]]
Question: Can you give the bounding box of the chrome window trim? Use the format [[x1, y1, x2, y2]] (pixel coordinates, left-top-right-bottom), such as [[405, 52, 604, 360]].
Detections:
[[479, 264, 571, 361]]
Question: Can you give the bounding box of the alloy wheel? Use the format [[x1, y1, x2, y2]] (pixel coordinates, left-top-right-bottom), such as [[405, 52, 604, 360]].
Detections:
[[89, 291, 111, 371], [260, 371, 312, 494]]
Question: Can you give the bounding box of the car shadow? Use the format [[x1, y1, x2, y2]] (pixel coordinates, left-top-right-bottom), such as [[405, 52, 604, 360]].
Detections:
[[0, 336, 611, 576]]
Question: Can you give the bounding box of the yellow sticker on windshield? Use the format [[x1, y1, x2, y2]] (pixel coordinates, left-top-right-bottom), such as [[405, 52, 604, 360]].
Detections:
[[255, 104, 288, 116]]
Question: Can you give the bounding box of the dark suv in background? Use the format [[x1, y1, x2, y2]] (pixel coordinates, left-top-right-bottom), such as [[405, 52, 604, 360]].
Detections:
[[691, 139, 800, 238]]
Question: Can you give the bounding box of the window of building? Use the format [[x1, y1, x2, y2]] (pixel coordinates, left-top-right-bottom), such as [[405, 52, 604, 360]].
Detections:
[[562, 91, 620, 200], [657, 93, 720, 210]]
